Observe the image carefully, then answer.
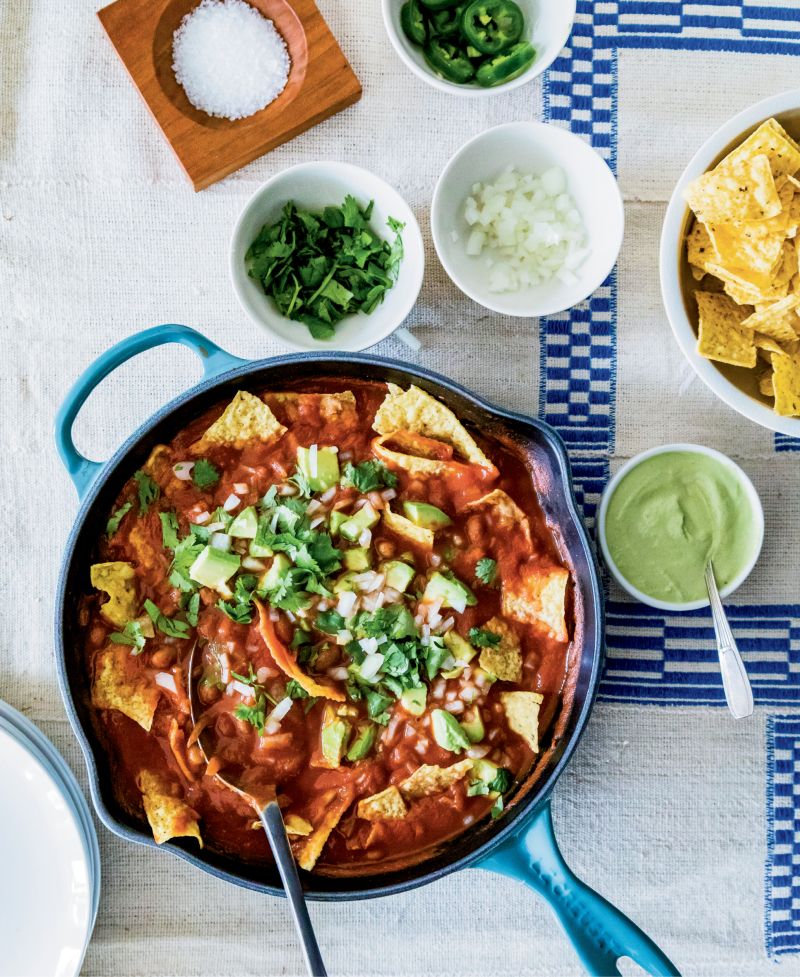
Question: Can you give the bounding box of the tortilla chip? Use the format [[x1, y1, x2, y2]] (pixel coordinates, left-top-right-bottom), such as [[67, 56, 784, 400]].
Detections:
[[725, 118, 800, 181], [706, 219, 785, 280], [500, 691, 544, 754], [382, 508, 434, 549], [373, 384, 493, 469], [356, 786, 408, 821], [743, 297, 800, 344], [723, 276, 789, 307], [463, 489, 532, 548], [754, 333, 787, 355], [90, 561, 138, 627], [92, 647, 160, 731], [772, 352, 800, 416], [686, 220, 717, 277], [399, 759, 473, 800], [478, 617, 522, 683], [758, 369, 775, 397], [372, 433, 450, 477], [695, 291, 756, 367], [265, 391, 358, 429], [501, 562, 570, 642], [128, 524, 167, 575], [142, 444, 171, 479], [684, 153, 782, 223], [284, 814, 313, 837], [138, 770, 202, 847], [294, 788, 353, 871], [193, 391, 286, 453]]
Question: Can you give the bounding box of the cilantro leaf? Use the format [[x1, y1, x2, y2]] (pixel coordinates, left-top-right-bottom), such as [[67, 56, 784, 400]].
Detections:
[[192, 458, 220, 489], [109, 620, 146, 654], [144, 598, 190, 639], [183, 591, 200, 628], [489, 768, 513, 794], [468, 627, 501, 648], [217, 575, 259, 624], [285, 679, 310, 700], [475, 557, 497, 586], [106, 501, 133, 536], [341, 460, 398, 493], [316, 609, 345, 634], [234, 694, 268, 735], [159, 511, 180, 551], [134, 470, 159, 514], [168, 532, 204, 593]]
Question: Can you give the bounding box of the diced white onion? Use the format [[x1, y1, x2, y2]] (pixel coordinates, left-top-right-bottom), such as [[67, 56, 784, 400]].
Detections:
[[358, 528, 372, 548], [155, 672, 177, 694], [229, 680, 255, 700], [219, 652, 230, 684], [210, 533, 231, 551], [309, 444, 318, 478], [256, 667, 271, 684], [430, 553, 442, 568], [380, 488, 397, 501], [233, 481, 248, 495], [173, 461, 194, 481], [264, 721, 281, 736], [193, 510, 210, 525], [268, 697, 293, 723], [223, 493, 240, 512], [462, 685, 478, 703], [205, 521, 226, 533], [439, 616, 456, 634], [440, 654, 457, 672], [432, 679, 445, 700], [310, 516, 325, 529], [320, 487, 337, 504], [367, 491, 384, 509], [306, 499, 323, 515], [327, 666, 350, 681], [359, 636, 380, 656], [360, 653, 384, 681], [444, 700, 464, 714], [336, 629, 352, 646], [241, 556, 267, 571], [278, 483, 297, 496], [467, 745, 491, 759], [336, 591, 357, 618]]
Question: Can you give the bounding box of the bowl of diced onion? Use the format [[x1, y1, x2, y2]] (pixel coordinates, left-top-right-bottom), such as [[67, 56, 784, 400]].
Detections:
[[431, 121, 624, 317]]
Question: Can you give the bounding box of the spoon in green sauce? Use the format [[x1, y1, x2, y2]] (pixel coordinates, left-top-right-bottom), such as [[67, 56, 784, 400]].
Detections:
[[704, 561, 754, 719]]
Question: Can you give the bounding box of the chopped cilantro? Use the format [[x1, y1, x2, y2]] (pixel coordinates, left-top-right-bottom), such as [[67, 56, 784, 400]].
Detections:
[[289, 467, 314, 499], [341, 460, 398, 493], [168, 532, 204, 593], [234, 694, 268, 735], [468, 626, 501, 648], [109, 620, 146, 654], [182, 591, 200, 627], [285, 679, 310, 700], [316, 609, 345, 634], [490, 796, 505, 819], [355, 605, 417, 641], [144, 598, 190, 639], [159, 511, 180, 551], [217, 575, 260, 624], [489, 768, 513, 794], [134, 470, 159, 514], [192, 458, 219, 489], [106, 501, 132, 536], [475, 557, 497, 586]]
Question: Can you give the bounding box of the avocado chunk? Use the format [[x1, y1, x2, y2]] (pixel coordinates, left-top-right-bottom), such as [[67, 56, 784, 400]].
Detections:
[[461, 708, 485, 744], [441, 630, 477, 677], [431, 709, 470, 753], [320, 705, 350, 767], [403, 500, 452, 530], [297, 445, 340, 492], [333, 571, 360, 593], [228, 506, 258, 539], [383, 560, 415, 593], [329, 510, 347, 537], [400, 686, 427, 716], [346, 722, 376, 761], [343, 547, 372, 572], [260, 553, 291, 592], [470, 757, 500, 787], [189, 546, 240, 590], [423, 571, 477, 611], [340, 503, 380, 542]]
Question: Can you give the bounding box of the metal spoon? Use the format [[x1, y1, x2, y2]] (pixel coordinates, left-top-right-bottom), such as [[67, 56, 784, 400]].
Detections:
[[704, 561, 754, 719], [187, 643, 327, 976]]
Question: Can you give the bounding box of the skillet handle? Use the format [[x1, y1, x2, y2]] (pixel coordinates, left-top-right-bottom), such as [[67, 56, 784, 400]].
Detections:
[[475, 802, 680, 977], [54, 325, 247, 499]]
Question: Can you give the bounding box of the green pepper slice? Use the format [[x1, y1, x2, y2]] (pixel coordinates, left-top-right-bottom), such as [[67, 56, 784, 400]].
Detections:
[[401, 0, 427, 45], [429, 4, 466, 37], [475, 40, 535, 86], [424, 38, 476, 83], [461, 0, 524, 55], [419, 0, 461, 9]]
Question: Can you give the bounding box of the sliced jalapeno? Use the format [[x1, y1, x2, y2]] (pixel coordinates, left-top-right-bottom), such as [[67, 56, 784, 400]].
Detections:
[[424, 38, 476, 84], [475, 40, 535, 86], [461, 0, 524, 55], [401, 0, 427, 45], [419, 0, 461, 9], [429, 4, 466, 38]]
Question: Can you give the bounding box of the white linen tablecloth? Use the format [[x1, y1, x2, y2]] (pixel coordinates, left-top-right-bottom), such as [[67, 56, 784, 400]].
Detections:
[[2, 1, 800, 974]]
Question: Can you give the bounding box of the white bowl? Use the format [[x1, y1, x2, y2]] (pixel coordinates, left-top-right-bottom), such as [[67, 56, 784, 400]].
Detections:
[[660, 89, 800, 437], [381, 0, 575, 98], [431, 121, 624, 316], [597, 443, 764, 612], [230, 162, 425, 352]]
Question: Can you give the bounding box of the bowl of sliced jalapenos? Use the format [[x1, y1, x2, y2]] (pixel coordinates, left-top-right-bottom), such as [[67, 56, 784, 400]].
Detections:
[[381, 0, 575, 96]]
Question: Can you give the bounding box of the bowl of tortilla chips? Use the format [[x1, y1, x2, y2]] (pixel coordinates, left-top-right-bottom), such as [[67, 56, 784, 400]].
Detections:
[[660, 90, 800, 436]]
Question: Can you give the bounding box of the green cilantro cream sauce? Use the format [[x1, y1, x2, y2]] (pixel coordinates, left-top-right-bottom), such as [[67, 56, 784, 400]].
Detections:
[[604, 451, 759, 604]]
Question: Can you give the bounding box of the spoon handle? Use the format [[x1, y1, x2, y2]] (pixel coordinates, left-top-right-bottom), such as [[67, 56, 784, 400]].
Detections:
[[259, 801, 327, 977], [704, 562, 754, 720]]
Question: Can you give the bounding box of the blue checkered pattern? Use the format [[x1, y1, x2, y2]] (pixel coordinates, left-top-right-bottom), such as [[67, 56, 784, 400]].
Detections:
[[540, 0, 800, 955], [766, 716, 800, 957]]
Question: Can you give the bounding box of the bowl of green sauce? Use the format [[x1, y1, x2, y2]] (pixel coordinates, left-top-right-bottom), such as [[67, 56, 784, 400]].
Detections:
[[598, 444, 764, 611]]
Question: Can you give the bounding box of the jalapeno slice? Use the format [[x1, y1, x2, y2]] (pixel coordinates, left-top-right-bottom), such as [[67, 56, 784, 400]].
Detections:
[[461, 0, 524, 54], [475, 40, 535, 86], [424, 38, 476, 83], [429, 4, 466, 38], [401, 0, 427, 45], [419, 0, 461, 9]]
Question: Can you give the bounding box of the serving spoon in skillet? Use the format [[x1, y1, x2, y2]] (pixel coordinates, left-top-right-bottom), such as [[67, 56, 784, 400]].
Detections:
[[187, 642, 327, 977]]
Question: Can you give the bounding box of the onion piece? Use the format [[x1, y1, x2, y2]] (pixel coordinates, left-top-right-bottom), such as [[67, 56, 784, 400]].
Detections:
[[268, 697, 293, 723], [155, 672, 177, 694], [222, 493, 240, 512], [233, 481, 248, 495], [173, 461, 194, 481], [309, 444, 318, 479]]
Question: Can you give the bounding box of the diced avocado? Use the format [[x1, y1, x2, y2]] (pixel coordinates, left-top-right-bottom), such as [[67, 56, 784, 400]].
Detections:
[[400, 686, 427, 716], [473, 666, 497, 686], [346, 723, 376, 761], [403, 500, 452, 530], [344, 547, 372, 572], [189, 546, 240, 590], [297, 445, 340, 492], [228, 506, 258, 539], [260, 553, 291, 591], [333, 571, 360, 593], [470, 758, 500, 786], [383, 560, 415, 593], [329, 510, 347, 537], [320, 705, 350, 768], [340, 503, 380, 542], [423, 571, 477, 610], [431, 709, 470, 753], [249, 537, 274, 559], [442, 631, 477, 677], [461, 708, 485, 744]]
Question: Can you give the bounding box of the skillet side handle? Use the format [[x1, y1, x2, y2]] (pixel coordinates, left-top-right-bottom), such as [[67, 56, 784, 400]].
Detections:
[[54, 325, 247, 499], [475, 802, 680, 977]]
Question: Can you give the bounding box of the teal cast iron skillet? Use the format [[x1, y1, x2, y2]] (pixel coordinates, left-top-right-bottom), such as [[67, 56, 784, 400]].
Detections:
[[54, 325, 680, 977]]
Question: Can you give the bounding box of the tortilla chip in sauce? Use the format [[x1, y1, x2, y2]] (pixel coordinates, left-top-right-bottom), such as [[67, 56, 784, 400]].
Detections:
[[373, 384, 494, 469], [192, 390, 286, 453], [294, 788, 353, 871], [399, 759, 473, 800], [356, 786, 408, 821], [372, 432, 454, 478], [502, 562, 570, 642], [138, 770, 202, 847], [90, 561, 138, 627], [500, 691, 543, 753], [92, 647, 160, 732], [265, 391, 358, 429], [464, 489, 532, 548], [381, 508, 434, 549], [477, 617, 522, 683]]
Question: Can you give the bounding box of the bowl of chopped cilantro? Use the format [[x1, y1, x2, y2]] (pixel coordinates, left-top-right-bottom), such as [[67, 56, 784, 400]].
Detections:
[[230, 162, 425, 351]]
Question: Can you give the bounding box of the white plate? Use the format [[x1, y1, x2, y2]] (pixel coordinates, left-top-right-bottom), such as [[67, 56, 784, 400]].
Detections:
[[0, 723, 94, 977]]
